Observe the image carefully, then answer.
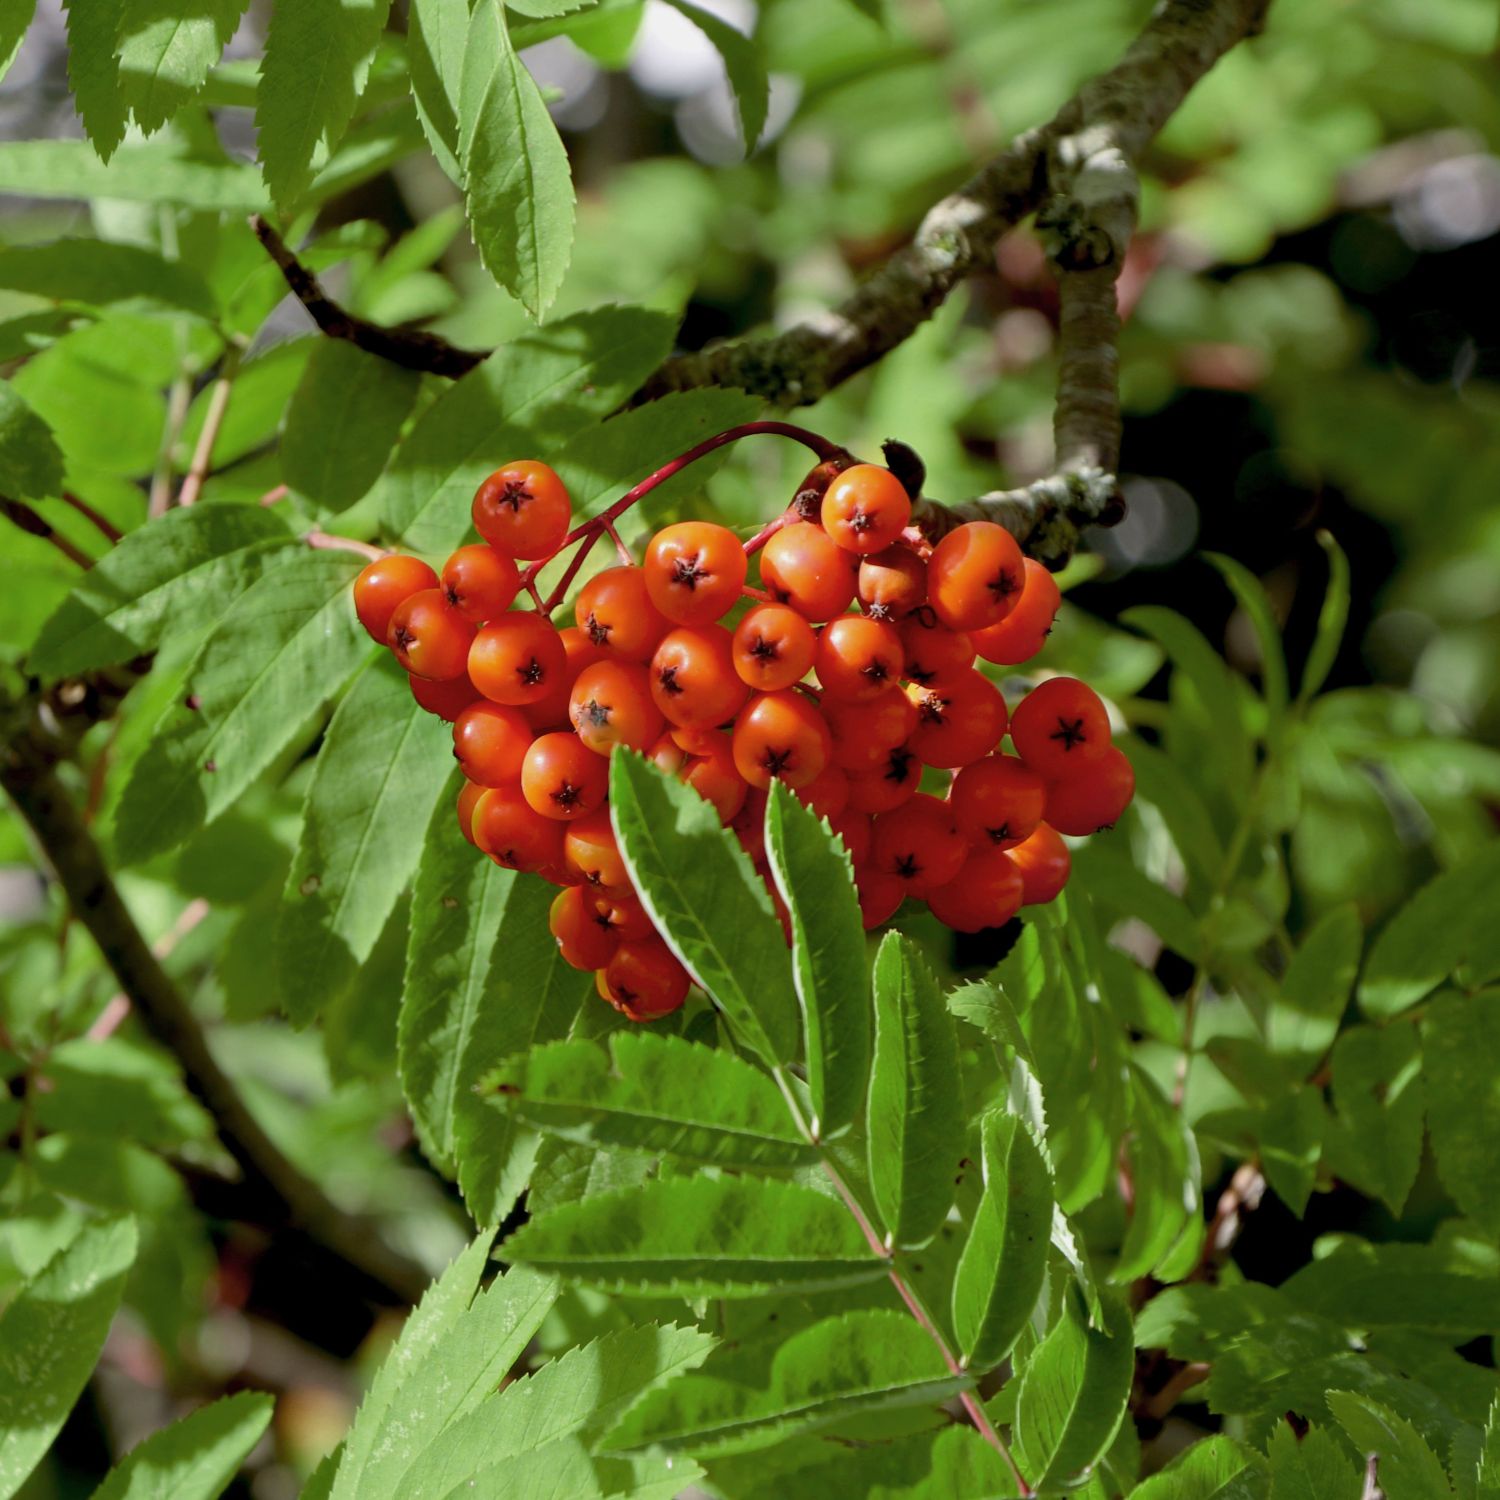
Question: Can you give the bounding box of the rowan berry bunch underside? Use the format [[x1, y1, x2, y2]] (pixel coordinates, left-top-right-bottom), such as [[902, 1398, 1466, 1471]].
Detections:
[[352, 434, 1134, 1021]]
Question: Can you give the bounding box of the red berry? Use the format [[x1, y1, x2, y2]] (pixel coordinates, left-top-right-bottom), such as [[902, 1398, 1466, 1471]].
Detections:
[[644, 522, 747, 626], [523, 625, 605, 732], [550, 885, 619, 971], [1043, 745, 1134, 836], [827, 807, 873, 864], [569, 660, 665, 757], [758, 523, 858, 622], [575, 565, 669, 661], [593, 892, 657, 942], [869, 793, 966, 895], [927, 846, 1024, 933], [679, 735, 748, 822], [854, 867, 905, 929], [469, 613, 568, 706], [1009, 676, 1111, 775], [409, 670, 480, 723], [650, 624, 749, 730], [898, 610, 975, 687], [520, 731, 610, 821], [731, 690, 833, 790], [793, 762, 851, 820], [472, 460, 571, 559], [452, 700, 532, 786], [970, 557, 1061, 665], [564, 808, 631, 897], [905, 669, 1008, 769], [949, 754, 1046, 849], [354, 554, 439, 643], [927, 522, 1025, 633], [441, 544, 520, 623], [1007, 822, 1071, 904], [601, 936, 690, 1020], [732, 602, 817, 692], [846, 744, 922, 814], [472, 785, 565, 873], [858, 545, 927, 620], [825, 686, 917, 773], [814, 615, 905, 703], [388, 589, 476, 682], [820, 464, 912, 554]]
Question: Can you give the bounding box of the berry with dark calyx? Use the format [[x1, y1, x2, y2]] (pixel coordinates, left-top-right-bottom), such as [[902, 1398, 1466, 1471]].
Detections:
[[472, 785, 566, 873], [469, 613, 568, 706], [600, 936, 690, 1021], [732, 602, 816, 692], [858, 545, 927, 620], [949, 753, 1046, 849], [563, 808, 630, 897], [789, 456, 851, 521], [731, 689, 833, 790], [522, 625, 605, 732], [1043, 745, 1135, 835], [521, 731, 610, 821], [593, 892, 656, 942], [452, 700, 532, 786], [472, 460, 572, 559], [569, 660, 664, 756], [905, 668, 1008, 769], [928, 521, 1025, 632], [1009, 675, 1111, 775], [869, 793, 966, 895], [650, 624, 749, 730], [388, 589, 476, 681], [758, 522, 858, 622], [355, 554, 439, 642], [550, 884, 619, 971], [410, 670, 480, 723], [575, 565, 669, 661], [814, 614, 905, 703], [821, 464, 913, 555], [456, 780, 486, 847], [897, 608, 975, 686], [644, 521, 748, 626], [1007, 821, 1071, 905], [441, 544, 520, 623], [825, 686, 917, 773], [927, 845, 1024, 933], [970, 557, 1062, 665], [846, 743, 921, 814]]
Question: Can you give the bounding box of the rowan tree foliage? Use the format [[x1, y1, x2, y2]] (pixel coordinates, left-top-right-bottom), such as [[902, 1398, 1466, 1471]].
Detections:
[[1, 1, 1498, 1497]]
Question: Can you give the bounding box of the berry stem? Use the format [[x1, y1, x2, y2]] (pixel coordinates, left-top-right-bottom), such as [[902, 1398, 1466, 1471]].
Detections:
[[742, 513, 790, 555], [58, 491, 123, 545], [603, 517, 636, 566]]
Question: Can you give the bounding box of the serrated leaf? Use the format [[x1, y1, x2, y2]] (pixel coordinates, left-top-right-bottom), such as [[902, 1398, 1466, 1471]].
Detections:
[[765, 781, 870, 1140], [1266, 1423, 1363, 1500], [459, 1, 574, 316], [484, 1032, 813, 1167], [91, 1392, 273, 1500], [281, 341, 420, 512], [0, 140, 266, 208], [501, 1176, 882, 1297], [64, 0, 129, 159], [408, 0, 466, 180], [257, 0, 394, 206], [1299, 530, 1349, 704], [1326, 1391, 1451, 1500], [115, 0, 248, 133], [113, 549, 368, 864], [1478, 1396, 1500, 1499], [1131, 1434, 1268, 1500], [1013, 1284, 1133, 1490], [1360, 848, 1500, 1019], [866, 931, 963, 1248], [0, 2, 34, 86], [1114, 1062, 1201, 1281], [28, 505, 292, 678], [1421, 990, 1500, 1238], [951, 1111, 1051, 1371], [382, 305, 671, 554], [658, 0, 767, 152], [603, 1310, 963, 1457], [1257, 1085, 1324, 1217], [0, 382, 64, 500], [277, 657, 452, 1023], [1329, 1022, 1423, 1215], [1267, 904, 1361, 1069], [0, 239, 216, 317], [608, 750, 800, 1065], [0, 1216, 138, 1499]]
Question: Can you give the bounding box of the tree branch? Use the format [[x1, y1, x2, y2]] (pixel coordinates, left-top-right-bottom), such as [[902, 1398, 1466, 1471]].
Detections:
[[0, 706, 429, 1306]]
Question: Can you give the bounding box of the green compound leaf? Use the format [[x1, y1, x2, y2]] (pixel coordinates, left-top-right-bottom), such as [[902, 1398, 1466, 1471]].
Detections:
[[277, 656, 453, 1025], [609, 749, 801, 1067], [1131, 1434, 1269, 1500], [483, 1032, 814, 1168], [1325, 1391, 1451, 1500], [602, 1310, 964, 1458], [1265, 1422, 1363, 1500], [0, 1216, 138, 1499], [92, 1392, 273, 1500], [866, 931, 964, 1248], [115, 0, 249, 134], [951, 1111, 1051, 1371], [501, 1176, 883, 1298], [765, 781, 870, 1141]]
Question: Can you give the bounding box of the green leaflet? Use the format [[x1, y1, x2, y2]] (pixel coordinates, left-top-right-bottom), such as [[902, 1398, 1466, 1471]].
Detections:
[[602, 1310, 964, 1457], [1298, 529, 1350, 705], [866, 931, 964, 1248], [609, 750, 801, 1066], [1326, 1391, 1452, 1500], [1267, 904, 1361, 1069], [408, 0, 468, 181], [1478, 1395, 1500, 1499], [1328, 1022, 1424, 1215], [1423, 990, 1500, 1238], [1265, 1422, 1365, 1500], [1013, 1284, 1134, 1490], [0, 1, 34, 85], [951, 1112, 1051, 1370], [1206, 551, 1290, 732], [0, 139, 267, 209], [658, 0, 768, 152], [28, 504, 292, 678], [115, 0, 249, 133], [1113, 1062, 1201, 1282], [0, 382, 64, 500], [113, 549, 368, 864], [276, 656, 453, 1024], [501, 1175, 883, 1297], [382, 305, 672, 554], [0, 1216, 138, 1499], [0, 238, 216, 317], [91, 1392, 273, 1500], [281, 341, 420, 512], [459, 1, 575, 317], [256, 0, 395, 205], [483, 1032, 815, 1168], [63, 0, 129, 158], [1131, 1434, 1269, 1499], [765, 781, 871, 1140]]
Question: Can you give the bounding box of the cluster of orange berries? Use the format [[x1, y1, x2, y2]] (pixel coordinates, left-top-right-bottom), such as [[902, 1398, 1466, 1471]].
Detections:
[[352, 452, 1133, 1022]]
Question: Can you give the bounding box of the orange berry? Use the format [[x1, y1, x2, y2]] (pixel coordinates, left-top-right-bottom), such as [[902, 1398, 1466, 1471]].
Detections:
[[814, 615, 905, 703], [793, 762, 851, 820], [441, 544, 520, 623], [650, 624, 749, 730], [1007, 822, 1071, 904], [927, 846, 1024, 933], [569, 660, 665, 757], [758, 522, 859, 622], [846, 744, 922, 814], [523, 625, 605, 732], [905, 669, 1008, 769], [354, 554, 439, 642], [564, 808, 631, 897], [827, 808, 873, 865], [869, 793, 966, 895], [647, 731, 687, 775], [409, 670, 480, 723], [825, 686, 918, 773], [731, 690, 833, 790], [1009, 676, 1111, 775], [949, 754, 1046, 849], [521, 731, 610, 820], [593, 892, 656, 942], [549, 885, 619, 971], [970, 558, 1061, 665], [452, 700, 532, 786], [387, 589, 476, 682], [681, 735, 749, 822], [898, 610, 975, 687], [602, 936, 690, 1020], [472, 785, 565, 873], [729, 787, 769, 866], [472, 460, 571, 559], [456, 780, 486, 846], [820, 464, 912, 554], [858, 545, 927, 620], [854, 867, 905, 929], [1043, 746, 1134, 836], [927, 521, 1025, 632], [670, 725, 724, 756], [469, 613, 568, 706], [644, 521, 747, 626], [575, 565, 669, 661], [732, 602, 817, 692]]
